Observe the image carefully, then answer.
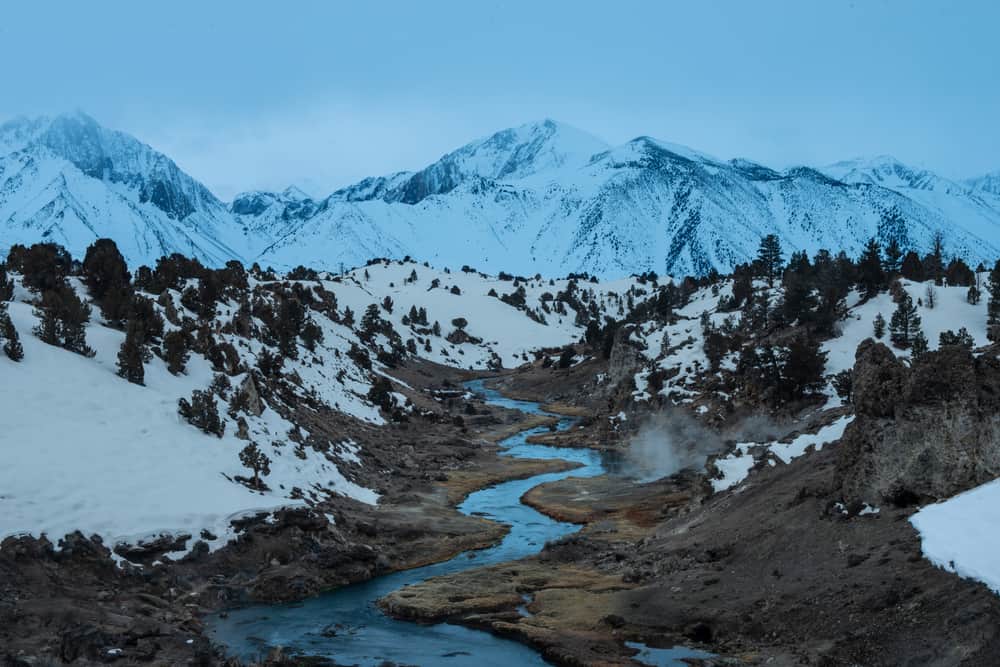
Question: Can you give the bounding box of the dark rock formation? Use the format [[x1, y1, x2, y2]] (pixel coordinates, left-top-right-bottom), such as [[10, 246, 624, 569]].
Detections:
[[838, 338, 1000, 506]]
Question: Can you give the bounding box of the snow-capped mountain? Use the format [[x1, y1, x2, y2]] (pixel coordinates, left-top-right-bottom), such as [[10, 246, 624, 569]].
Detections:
[[968, 170, 1000, 198], [0, 112, 249, 266], [4, 111, 1000, 277], [257, 129, 1000, 277]]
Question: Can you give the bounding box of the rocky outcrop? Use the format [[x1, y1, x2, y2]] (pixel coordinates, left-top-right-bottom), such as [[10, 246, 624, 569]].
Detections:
[[606, 324, 646, 393], [838, 339, 1000, 506]]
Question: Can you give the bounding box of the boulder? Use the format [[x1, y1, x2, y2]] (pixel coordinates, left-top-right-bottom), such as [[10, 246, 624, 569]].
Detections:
[[838, 340, 1000, 506]]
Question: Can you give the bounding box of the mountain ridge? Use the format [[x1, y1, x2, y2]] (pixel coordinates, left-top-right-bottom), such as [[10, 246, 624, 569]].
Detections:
[[3, 112, 1000, 277]]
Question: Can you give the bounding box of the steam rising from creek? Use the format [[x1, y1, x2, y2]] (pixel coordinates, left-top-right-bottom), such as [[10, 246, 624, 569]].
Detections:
[[622, 410, 785, 482]]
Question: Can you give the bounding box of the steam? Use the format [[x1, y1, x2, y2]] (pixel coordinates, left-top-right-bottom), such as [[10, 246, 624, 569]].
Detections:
[[621, 410, 786, 482]]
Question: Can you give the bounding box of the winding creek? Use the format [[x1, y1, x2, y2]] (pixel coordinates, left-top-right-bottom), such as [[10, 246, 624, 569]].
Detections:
[[207, 380, 609, 665]]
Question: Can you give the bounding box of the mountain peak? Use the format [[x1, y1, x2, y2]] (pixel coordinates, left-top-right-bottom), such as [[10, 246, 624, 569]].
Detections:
[[822, 155, 964, 194]]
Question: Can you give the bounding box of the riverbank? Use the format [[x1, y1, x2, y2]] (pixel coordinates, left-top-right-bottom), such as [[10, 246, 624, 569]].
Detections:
[[0, 366, 580, 665]]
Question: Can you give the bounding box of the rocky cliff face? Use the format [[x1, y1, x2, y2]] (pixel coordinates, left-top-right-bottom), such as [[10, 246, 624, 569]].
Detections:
[[838, 339, 1000, 506]]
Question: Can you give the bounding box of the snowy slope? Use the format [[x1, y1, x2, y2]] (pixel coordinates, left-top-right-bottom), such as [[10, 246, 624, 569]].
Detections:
[[329, 260, 645, 369], [0, 259, 641, 554], [911, 478, 1000, 594], [0, 293, 378, 555]]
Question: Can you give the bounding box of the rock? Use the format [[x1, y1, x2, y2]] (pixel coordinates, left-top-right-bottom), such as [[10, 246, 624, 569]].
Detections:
[[0, 534, 54, 560], [607, 324, 646, 392], [56, 532, 113, 566], [59, 624, 114, 662], [113, 533, 191, 563], [236, 416, 250, 440], [273, 507, 329, 532], [838, 341, 1000, 506], [250, 569, 321, 602], [239, 374, 265, 417]]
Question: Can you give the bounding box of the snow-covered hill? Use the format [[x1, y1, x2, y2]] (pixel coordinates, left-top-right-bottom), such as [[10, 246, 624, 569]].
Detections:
[[0, 256, 644, 555], [4, 112, 1000, 278]]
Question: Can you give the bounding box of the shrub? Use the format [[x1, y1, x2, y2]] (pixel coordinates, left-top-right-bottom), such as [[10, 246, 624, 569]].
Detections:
[[178, 389, 225, 437]]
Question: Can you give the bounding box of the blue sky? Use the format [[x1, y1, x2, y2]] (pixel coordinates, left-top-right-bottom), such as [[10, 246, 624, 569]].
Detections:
[[1, 0, 997, 199]]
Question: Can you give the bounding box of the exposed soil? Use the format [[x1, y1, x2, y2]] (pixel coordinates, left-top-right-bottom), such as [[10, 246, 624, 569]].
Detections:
[[7, 354, 1000, 667], [0, 361, 574, 666]]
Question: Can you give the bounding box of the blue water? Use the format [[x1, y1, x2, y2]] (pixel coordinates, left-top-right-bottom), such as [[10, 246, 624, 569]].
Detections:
[[626, 641, 717, 667], [206, 379, 607, 665]]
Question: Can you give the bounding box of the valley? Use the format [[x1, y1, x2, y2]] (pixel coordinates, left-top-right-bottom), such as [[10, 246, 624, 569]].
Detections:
[[3, 236, 1000, 665]]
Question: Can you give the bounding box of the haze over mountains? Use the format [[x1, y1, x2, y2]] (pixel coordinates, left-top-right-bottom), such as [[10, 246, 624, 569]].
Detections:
[[2, 111, 999, 277]]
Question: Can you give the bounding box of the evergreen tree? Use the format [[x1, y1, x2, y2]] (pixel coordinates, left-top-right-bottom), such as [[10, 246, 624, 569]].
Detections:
[[239, 442, 271, 489], [889, 294, 921, 348], [939, 327, 974, 351], [301, 319, 323, 351], [873, 312, 886, 339], [178, 390, 225, 437], [779, 337, 828, 403], [82, 238, 132, 324], [756, 234, 783, 286], [341, 306, 355, 327], [276, 294, 306, 358], [988, 260, 1000, 342], [911, 330, 929, 359], [945, 258, 974, 287], [900, 251, 925, 281], [16, 243, 72, 292], [781, 270, 818, 327], [116, 318, 149, 385], [0, 305, 23, 361], [32, 283, 94, 356], [163, 330, 189, 375], [924, 232, 946, 285], [883, 237, 903, 276], [856, 238, 885, 299]]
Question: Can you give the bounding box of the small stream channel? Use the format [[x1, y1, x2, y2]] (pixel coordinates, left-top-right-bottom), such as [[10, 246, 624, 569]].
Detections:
[[207, 380, 608, 665]]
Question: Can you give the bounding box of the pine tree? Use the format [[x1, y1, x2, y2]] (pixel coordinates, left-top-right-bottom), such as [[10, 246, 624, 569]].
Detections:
[[58, 285, 94, 357], [178, 390, 225, 437], [924, 232, 946, 285], [163, 330, 189, 375], [756, 234, 783, 286], [0, 305, 23, 361], [873, 312, 886, 339], [857, 238, 885, 300], [988, 260, 1000, 342], [889, 294, 921, 348], [778, 337, 828, 403], [32, 283, 94, 356], [911, 330, 929, 359], [940, 327, 974, 350], [883, 237, 903, 276], [239, 443, 271, 489], [900, 251, 925, 281], [82, 238, 131, 324], [116, 318, 149, 385]]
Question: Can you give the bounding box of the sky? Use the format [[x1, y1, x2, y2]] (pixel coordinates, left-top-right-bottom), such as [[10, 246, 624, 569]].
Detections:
[[1, 0, 998, 200]]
